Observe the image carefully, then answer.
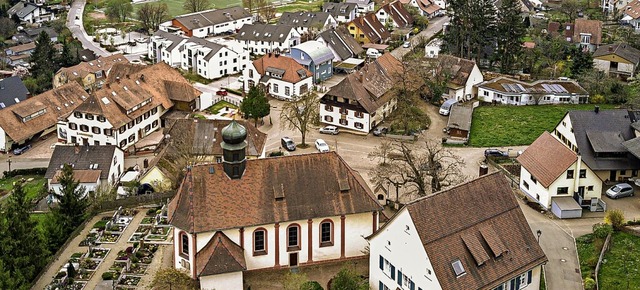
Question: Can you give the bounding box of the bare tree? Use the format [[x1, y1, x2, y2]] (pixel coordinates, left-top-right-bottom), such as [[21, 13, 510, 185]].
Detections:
[[559, 0, 580, 21], [242, 0, 258, 13], [138, 3, 169, 33], [368, 139, 393, 165], [183, 0, 211, 13], [161, 123, 211, 187], [280, 93, 319, 147], [370, 140, 467, 197]]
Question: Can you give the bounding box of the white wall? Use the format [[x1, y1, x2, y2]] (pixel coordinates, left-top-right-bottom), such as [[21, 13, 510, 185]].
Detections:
[[477, 87, 586, 105], [425, 45, 440, 58], [109, 148, 125, 184], [0, 128, 7, 152], [174, 227, 196, 277], [319, 103, 371, 133], [594, 58, 635, 75], [49, 180, 99, 197], [553, 114, 577, 151], [369, 209, 443, 290], [465, 65, 483, 99], [200, 272, 243, 290]]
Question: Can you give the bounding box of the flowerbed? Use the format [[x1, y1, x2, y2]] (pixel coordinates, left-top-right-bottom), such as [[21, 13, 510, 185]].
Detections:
[[140, 217, 155, 225], [118, 275, 141, 286], [128, 233, 143, 243], [124, 263, 148, 275], [88, 248, 109, 259], [79, 232, 100, 246], [98, 233, 121, 244], [80, 258, 99, 271], [135, 225, 151, 233]]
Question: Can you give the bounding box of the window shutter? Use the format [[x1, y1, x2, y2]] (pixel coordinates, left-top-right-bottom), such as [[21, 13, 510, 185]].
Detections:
[[515, 276, 521, 289], [391, 265, 395, 279], [379, 255, 384, 270], [410, 281, 415, 290], [510, 279, 515, 289], [397, 270, 402, 285], [527, 270, 532, 284], [379, 281, 384, 290]]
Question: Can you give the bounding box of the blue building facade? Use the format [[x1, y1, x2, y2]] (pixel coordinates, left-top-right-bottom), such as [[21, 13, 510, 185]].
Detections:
[[289, 40, 334, 84]]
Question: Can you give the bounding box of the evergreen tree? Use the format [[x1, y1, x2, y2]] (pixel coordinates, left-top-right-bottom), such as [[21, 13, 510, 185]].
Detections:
[[0, 181, 48, 289], [569, 48, 594, 76], [496, 0, 526, 73], [442, 0, 496, 62], [29, 31, 57, 93], [50, 164, 88, 230], [58, 40, 76, 68], [240, 86, 270, 126]]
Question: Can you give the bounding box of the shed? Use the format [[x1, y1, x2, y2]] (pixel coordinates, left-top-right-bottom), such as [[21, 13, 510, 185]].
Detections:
[[446, 104, 473, 140], [551, 196, 582, 219]]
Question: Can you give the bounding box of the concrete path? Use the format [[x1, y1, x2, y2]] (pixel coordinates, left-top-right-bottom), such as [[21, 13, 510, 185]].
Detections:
[[67, 0, 111, 57]]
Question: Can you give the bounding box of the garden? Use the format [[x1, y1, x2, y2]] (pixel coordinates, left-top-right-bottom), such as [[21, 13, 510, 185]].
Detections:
[[0, 175, 47, 201]]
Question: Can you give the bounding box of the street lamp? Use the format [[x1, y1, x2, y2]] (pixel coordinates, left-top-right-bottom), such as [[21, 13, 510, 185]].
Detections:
[[536, 229, 542, 243], [6, 156, 11, 172]]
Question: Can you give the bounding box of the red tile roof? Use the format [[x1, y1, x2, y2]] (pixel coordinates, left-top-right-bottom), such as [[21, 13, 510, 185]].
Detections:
[[517, 131, 577, 188], [252, 54, 312, 84], [197, 231, 246, 276]]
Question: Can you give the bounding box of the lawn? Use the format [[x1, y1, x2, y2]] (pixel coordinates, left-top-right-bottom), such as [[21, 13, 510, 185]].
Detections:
[[577, 232, 640, 289], [206, 100, 238, 114], [0, 175, 47, 201], [468, 104, 617, 147], [133, 0, 246, 18], [275, 0, 323, 13]]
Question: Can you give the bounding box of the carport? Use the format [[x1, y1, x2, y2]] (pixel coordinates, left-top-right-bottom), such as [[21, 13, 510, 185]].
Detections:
[[551, 196, 583, 219]]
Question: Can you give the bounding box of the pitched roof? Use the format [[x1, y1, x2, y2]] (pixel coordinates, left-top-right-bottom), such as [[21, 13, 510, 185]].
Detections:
[[7, 42, 36, 53], [168, 152, 382, 233], [573, 19, 602, 45], [0, 76, 29, 110], [277, 12, 333, 28], [380, 1, 414, 28], [173, 6, 252, 31], [593, 43, 640, 65], [150, 30, 188, 52], [25, 27, 58, 38], [345, 0, 373, 7], [45, 145, 120, 180], [50, 169, 102, 184], [517, 132, 578, 188], [437, 55, 478, 88], [106, 63, 147, 83], [477, 76, 588, 95], [566, 109, 640, 170], [291, 40, 334, 65], [0, 82, 87, 143], [624, 0, 640, 19], [447, 104, 473, 131], [349, 13, 390, 43], [416, 0, 442, 14], [196, 232, 246, 276], [547, 22, 574, 39], [322, 2, 357, 18], [183, 37, 225, 61], [317, 27, 363, 60], [252, 54, 312, 84], [236, 24, 296, 43], [403, 173, 547, 290], [56, 54, 128, 81], [16, 3, 39, 18]]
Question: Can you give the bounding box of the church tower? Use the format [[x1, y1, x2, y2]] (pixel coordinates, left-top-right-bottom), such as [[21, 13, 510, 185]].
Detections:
[[220, 120, 247, 179]]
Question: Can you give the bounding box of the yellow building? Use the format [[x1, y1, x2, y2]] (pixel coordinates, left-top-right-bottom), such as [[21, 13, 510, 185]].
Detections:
[[53, 54, 128, 90]]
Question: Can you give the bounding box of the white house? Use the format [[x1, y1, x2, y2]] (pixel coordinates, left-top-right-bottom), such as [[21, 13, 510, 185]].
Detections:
[[375, 0, 414, 28], [45, 145, 125, 197], [168, 121, 382, 289], [399, 0, 442, 18], [517, 131, 604, 218], [424, 38, 442, 58], [277, 12, 338, 35], [614, 0, 636, 22], [243, 53, 313, 101], [476, 77, 589, 105], [235, 24, 301, 55], [345, 0, 375, 15], [161, 6, 253, 37], [180, 37, 248, 80], [148, 30, 189, 67], [368, 172, 548, 290], [320, 54, 401, 133], [8, 2, 55, 24], [437, 55, 483, 101], [322, 2, 358, 23]]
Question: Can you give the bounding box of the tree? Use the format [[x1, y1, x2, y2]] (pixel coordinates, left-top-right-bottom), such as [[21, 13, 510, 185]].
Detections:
[[183, 0, 210, 13], [105, 0, 133, 22], [0, 181, 48, 288], [138, 3, 169, 33], [301, 281, 323, 290], [282, 272, 309, 290], [329, 267, 368, 290], [560, 0, 580, 21], [28, 31, 57, 93], [50, 164, 88, 230], [151, 268, 197, 290], [405, 5, 428, 30], [280, 92, 319, 146], [443, 0, 497, 62], [568, 47, 593, 76], [66, 262, 76, 279], [0, 17, 16, 39], [368, 139, 393, 165], [240, 85, 270, 126], [370, 140, 467, 197], [495, 0, 526, 73], [58, 40, 76, 68]]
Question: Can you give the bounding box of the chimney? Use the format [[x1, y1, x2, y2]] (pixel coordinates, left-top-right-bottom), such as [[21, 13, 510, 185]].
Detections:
[[140, 74, 145, 82], [479, 163, 488, 176], [595, 105, 600, 114], [116, 76, 120, 83]]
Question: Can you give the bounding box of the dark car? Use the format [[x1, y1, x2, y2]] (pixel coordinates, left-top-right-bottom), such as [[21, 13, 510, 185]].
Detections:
[[216, 89, 228, 96], [281, 137, 296, 151], [13, 144, 31, 155], [484, 148, 508, 157], [373, 127, 388, 136]]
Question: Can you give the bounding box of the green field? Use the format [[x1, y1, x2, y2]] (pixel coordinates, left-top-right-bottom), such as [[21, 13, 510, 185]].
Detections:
[[0, 175, 47, 202], [469, 104, 617, 147], [133, 0, 247, 18], [577, 232, 640, 290]]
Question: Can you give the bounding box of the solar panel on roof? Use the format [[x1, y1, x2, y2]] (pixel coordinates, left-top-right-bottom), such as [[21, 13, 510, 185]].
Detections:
[[501, 84, 512, 92], [541, 84, 552, 93], [515, 84, 526, 92], [555, 84, 568, 93]]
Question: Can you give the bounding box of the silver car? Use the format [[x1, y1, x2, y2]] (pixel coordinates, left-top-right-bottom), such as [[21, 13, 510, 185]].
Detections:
[[319, 126, 339, 135], [605, 183, 635, 199]]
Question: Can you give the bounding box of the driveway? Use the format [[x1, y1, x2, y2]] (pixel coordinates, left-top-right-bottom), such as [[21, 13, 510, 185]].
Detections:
[[67, 0, 111, 57], [391, 16, 449, 59]]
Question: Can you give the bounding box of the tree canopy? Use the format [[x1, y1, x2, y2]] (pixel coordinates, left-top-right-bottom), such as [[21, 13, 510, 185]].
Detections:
[[240, 85, 271, 126]]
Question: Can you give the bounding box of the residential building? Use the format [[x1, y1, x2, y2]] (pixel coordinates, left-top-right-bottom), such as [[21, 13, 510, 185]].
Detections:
[[368, 172, 548, 290], [243, 53, 313, 101], [53, 54, 129, 89], [346, 14, 391, 44], [289, 41, 334, 84], [277, 12, 337, 35], [12, 27, 58, 44], [400, 0, 442, 18], [0, 82, 87, 153], [180, 37, 248, 80], [161, 6, 253, 37], [139, 119, 267, 191], [552, 108, 640, 185], [3, 42, 35, 67], [518, 132, 604, 219], [0, 76, 30, 110], [316, 27, 364, 62], [345, 0, 375, 15], [235, 24, 300, 55], [45, 145, 125, 197], [148, 30, 189, 67], [476, 77, 589, 105], [603, 0, 631, 14], [437, 55, 483, 101], [168, 121, 382, 289], [376, 0, 414, 29], [57, 63, 201, 150], [620, 0, 640, 30], [424, 38, 442, 58], [593, 43, 640, 78], [547, 19, 602, 52], [320, 54, 401, 133], [8, 1, 55, 24], [322, 2, 358, 23]]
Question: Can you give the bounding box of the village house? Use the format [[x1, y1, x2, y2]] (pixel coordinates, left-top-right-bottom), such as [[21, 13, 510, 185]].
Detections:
[[320, 54, 401, 133], [346, 14, 391, 44], [277, 12, 338, 35], [518, 132, 604, 219], [593, 43, 640, 79], [8, 1, 56, 24], [604, 0, 632, 14], [3, 42, 35, 67], [289, 41, 334, 84], [160, 6, 252, 37], [148, 30, 189, 67], [53, 54, 129, 90], [322, 2, 358, 23], [45, 145, 125, 198], [621, 0, 640, 31], [180, 37, 248, 80], [12, 27, 58, 44], [547, 19, 602, 52], [168, 121, 382, 290], [424, 38, 442, 58], [0, 82, 87, 153], [235, 24, 300, 55], [400, 0, 442, 18], [368, 172, 548, 290], [316, 27, 364, 62], [243, 53, 313, 101], [375, 0, 414, 29], [445, 104, 473, 142], [476, 77, 589, 105], [437, 55, 483, 101], [345, 0, 375, 15], [0, 76, 29, 110]]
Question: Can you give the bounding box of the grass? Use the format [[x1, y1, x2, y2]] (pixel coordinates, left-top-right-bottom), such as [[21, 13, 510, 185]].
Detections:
[[206, 100, 238, 114], [133, 0, 247, 18], [468, 104, 617, 147], [577, 232, 640, 289], [0, 175, 47, 201], [180, 69, 214, 84], [275, 0, 323, 13]]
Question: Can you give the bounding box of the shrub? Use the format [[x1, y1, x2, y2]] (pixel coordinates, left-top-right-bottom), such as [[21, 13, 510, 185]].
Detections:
[[2, 167, 47, 178], [55, 272, 66, 279], [102, 272, 114, 280], [627, 219, 640, 225], [605, 209, 625, 230], [592, 223, 613, 239], [586, 256, 598, 268], [269, 151, 284, 157], [301, 281, 324, 290], [584, 277, 596, 290], [594, 237, 605, 253], [131, 256, 139, 263], [590, 94, 605, 104], [133, 242, 139, 248]]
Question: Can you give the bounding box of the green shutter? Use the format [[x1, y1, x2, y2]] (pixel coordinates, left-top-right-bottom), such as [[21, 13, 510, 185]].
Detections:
[[391, 265, 395, 280], [398, 270, 402, 285], [379, 281, 384, 290], [379, 255, 384, 270], [527, 270, 532, 284]]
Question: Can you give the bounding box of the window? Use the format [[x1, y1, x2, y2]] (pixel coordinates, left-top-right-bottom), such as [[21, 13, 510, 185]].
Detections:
[[119, 126, 126, 134], [85, 113, 94, 120], [355, 122, 364, 129], [285, 87, 290, 96], [127, 121, 134, 129], [97, 116, 106, 122], [287, 224, 300, 251], [145, 124, 151, 132], [620, 170, 627, 175], [531, 175, 537, 184], [74, 112, 82, 118], [452, 259, 466, 277], [273, 84, 279, 93], [92, 127, 100, 134], [324, 115, 333, 122], [325, 105, 333, 112], [144, 111, 150, 119], [557, 187, 569, 195], [128, 135, 135, 142], [588, 185, 594, 191], [152, 120, 158, 128], [523, 181, 529, 190], [339, 119, 348, 126], [179, 232, 189, 257], [579, 169, 586, 178], [320, 220, 333, 247], [80, 125, 89, 132], [567, 170, 574, 179], [71, 136, 77, 144], [249, 70, 253, 78], [253, 228, 267, 255], [136, 116, 143, 124], [119, 140, 127, 147], [69, 123, 77, 130], [104, 129, 113, 136], [339, 107, 348, 114], [355, 111, 364, 118]]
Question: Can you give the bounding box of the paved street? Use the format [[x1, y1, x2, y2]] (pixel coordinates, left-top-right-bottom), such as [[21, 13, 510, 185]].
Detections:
[[67, 0, 111, 57], [391, 16, 449, 59]]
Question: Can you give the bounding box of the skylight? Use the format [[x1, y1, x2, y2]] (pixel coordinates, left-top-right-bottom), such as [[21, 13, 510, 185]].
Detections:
[[452, 259, 466, 277], [101, 97, 110, 105]]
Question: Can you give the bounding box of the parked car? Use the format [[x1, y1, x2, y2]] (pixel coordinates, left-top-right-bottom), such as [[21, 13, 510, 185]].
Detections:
[[439, 99, 457, 116], [402, 41, 411, 48], [484, 148, 508, 157], [373, 127, 388, 136], [605, 183, 635, 199], [216, 89, 228, 96], [319, 126, 339, 135], [280, 137, 296, 151], [13, 144, 31, 155], [315, 139, 330, 153]]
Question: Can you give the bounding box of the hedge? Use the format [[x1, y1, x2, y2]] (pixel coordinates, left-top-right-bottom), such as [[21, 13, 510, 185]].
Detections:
[[3, 168, 47, 178]]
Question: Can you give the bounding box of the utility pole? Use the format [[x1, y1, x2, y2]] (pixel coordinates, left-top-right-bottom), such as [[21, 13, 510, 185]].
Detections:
[[6, 156, 11, 172]]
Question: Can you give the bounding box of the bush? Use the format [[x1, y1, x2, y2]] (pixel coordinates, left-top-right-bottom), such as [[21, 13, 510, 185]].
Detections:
[[3, 167, 47, 178], [586, 256, 598, 268], [590, 94, 605, 104], [605, 209, 625, 230], [594, 237, 605, 253], [102, 272, 114, 280], [301, 281, 323, 290], [627, 219, 640, 225], [592, 223, 613, 239], [269, 151, 284, 157], [584, 277, 596, 290]]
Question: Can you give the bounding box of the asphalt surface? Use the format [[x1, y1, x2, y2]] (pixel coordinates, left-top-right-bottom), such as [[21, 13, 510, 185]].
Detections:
[[67, 0, 111, 57]]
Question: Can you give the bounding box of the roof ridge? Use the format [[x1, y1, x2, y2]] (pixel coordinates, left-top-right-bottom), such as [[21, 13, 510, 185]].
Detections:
[[406, 171, 503, 206]]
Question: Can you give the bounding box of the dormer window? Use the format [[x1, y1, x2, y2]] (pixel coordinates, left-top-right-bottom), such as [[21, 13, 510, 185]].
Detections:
[[452, 259, 466, 277]]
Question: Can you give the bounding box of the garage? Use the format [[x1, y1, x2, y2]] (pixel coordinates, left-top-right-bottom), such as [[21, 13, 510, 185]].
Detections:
[[551, 196, 583, 219]]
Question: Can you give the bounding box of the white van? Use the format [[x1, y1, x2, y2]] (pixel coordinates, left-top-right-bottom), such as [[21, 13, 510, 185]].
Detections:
[[367, 48, 382, 59], [439, 99, 457, 116]]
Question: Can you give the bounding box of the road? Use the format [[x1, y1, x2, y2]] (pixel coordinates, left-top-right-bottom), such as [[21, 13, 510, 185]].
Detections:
[[67, 0, 111, 57], [391, 16, 449, 59]]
